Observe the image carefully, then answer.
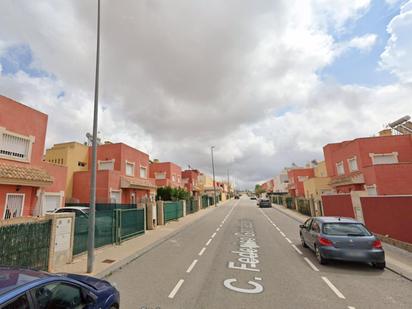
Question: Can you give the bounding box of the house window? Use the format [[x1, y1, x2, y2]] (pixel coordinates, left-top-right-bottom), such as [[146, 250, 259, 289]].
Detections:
[[172, 174, 176, 182], [348, 157, 358, 172], [0, 129, 33, 162], [336, 161, 345, 175], [155, 172, 166, 180], [110, 190, 121, 204], [177, 176, 181, 183], [78, 161, 86, 167], [297, 176, 308, 182], [3, 194, 25, 219], [125, 161, 135, 176], [140, 166, 147, 178], [98, 159, 114, 170], [370, 152, 398, 165]]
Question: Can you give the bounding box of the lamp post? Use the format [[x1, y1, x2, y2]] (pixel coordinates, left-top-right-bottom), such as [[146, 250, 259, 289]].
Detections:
[[211, 146, 217, 206], [87, 0, 101, 274]]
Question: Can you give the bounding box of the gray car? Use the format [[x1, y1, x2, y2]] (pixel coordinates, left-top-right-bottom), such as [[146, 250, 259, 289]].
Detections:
[[258, 198, 271, 208], [299, 217, 385, 269]]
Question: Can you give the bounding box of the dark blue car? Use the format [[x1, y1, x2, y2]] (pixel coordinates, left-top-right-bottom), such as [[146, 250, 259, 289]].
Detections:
[[0, 267, 119, 308]]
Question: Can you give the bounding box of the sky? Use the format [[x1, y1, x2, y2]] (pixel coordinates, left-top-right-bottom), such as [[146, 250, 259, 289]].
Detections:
[[0, 0, 411, 189]]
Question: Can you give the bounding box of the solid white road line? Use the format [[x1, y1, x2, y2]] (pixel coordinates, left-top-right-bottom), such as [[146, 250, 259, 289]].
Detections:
[[186, 259, 198, 273], [198, 247, 206, 256], [276, 227, 281, 231], [205, 238, 212, 246], [285, 237, 292, 244], [304, 257, 319, 272], [211, 232, 217, 238], [291, 244, 303, 255], [348, 306, 356, 309], [168, 279, 184, 299], [321, 277, 346, 299]]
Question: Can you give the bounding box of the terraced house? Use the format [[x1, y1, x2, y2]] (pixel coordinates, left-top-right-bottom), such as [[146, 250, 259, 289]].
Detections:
[[0, 96, 67, 219], [149, 161, 183, 188], [72, 142, 156, 204]]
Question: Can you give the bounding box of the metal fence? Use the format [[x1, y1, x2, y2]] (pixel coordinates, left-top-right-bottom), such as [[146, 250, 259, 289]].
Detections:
[[201, 196, 209, 208], [164, 201, 183, 223], [297, 198, 312, 216], [186, 198, 196, 214], [72, 204, 145, 256], [115, 208, 145, 244], [0, 220, 51, 270]]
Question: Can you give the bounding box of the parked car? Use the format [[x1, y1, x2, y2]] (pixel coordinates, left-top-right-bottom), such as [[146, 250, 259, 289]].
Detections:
[[55, 206, 90, 217], [299, 217, 385, 269], [0, 267, 119, 308], [234, 195, 240, 199], [250, 195, 257, 200], [258, 198, 271, 208]]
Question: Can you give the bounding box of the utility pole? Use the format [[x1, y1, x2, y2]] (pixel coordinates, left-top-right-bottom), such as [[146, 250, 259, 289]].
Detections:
[[227, 169, 230, 197], [87, 0, 101, 274], [211, 146, 217, 206]]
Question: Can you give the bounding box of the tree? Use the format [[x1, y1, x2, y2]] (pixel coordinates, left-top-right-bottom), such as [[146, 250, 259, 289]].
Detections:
[[255, 184, 266, 195]]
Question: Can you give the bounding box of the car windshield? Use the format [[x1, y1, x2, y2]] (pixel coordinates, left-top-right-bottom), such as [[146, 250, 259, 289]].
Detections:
[[322, 223, 371, 236]]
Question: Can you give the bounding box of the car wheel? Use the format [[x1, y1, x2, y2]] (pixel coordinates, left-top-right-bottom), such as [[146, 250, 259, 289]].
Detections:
[[373, 262, 386, 270], [300, 233, 308, 248], [315, 245, 327, 265]]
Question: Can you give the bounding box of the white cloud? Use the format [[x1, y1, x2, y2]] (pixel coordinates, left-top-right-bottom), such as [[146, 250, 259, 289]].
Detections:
[[347, 33, 378, 51], [380, 0, 412, 83], [2, 0, 407, 189]]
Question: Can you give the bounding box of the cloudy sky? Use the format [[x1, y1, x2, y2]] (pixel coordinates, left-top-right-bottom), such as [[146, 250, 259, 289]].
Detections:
[[1, 0, 411, 189]]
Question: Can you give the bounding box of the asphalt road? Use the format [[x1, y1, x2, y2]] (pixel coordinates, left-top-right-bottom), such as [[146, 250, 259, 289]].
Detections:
[[107, 197, 412, 309]]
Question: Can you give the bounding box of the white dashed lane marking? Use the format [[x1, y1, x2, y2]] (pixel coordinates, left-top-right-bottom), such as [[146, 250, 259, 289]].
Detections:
[[205, 239, 212, 246], [186, 259, 198, 273], [291, 245, 303, 255], [198, 247, 206, 256], [304, 257, 319, 272], [168, 279, 184, 299], [321, 277, 346, 299]]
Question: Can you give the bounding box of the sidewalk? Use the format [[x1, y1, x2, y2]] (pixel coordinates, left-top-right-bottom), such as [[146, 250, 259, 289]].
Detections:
[[271, 203, 412, 281], [56, 201, 231, 278]]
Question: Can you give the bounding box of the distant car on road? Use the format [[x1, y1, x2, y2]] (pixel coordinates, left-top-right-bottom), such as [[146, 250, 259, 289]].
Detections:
[[250, 195, 257, 200], [299, 217, 385, 269], [0, 267, 120, 308], [258, 198, 271, 208], [234, 195, 240, 199]]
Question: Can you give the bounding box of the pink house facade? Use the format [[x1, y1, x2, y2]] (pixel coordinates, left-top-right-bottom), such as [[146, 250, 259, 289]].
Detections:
[[149, 161, 183, 189], [0, 95, 67, 219], [72, 143, 156, 204]]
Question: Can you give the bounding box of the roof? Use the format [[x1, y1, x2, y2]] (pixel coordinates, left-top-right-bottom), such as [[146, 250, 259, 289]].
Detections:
[[315, 216, 359, 223], [0, 267, 49, 296], [0, 163, 53, 186]]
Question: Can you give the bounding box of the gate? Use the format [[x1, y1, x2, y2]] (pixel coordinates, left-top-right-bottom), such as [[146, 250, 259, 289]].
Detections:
[[201, 196, 209, 208], [0, 220, 51, 270], [115, 208, 145, 244], [186, 199, 196, 214], [72, 204, 145, 256], [164, 201, 183, 223]]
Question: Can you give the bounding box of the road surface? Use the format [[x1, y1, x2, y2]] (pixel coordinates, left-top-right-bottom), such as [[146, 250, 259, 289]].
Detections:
[[107, 197, 412, 309]]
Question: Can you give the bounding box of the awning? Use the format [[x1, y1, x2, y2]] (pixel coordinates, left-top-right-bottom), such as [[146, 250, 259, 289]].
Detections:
[[0, 163, 53, 187], [120, 176, 157, 190]]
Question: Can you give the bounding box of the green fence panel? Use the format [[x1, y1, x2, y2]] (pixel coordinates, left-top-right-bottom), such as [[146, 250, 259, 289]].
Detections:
[[201, 196, 208, 208], [164, 201, 183, 223], [297, 199, 312, 216], [0, 220, 51, 270], [286, 197, 294, 209], [73, 209, 115, 256], [186, 199, 196, 214], [115, 208, 145, 244]]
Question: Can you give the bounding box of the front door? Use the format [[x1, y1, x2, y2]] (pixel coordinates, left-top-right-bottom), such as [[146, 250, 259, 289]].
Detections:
[[4, 194, 24, 219]]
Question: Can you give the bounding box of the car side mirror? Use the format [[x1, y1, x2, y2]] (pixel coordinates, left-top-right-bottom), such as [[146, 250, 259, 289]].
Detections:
[[299, 224, 305, 229], [82, 289, 97, 304]]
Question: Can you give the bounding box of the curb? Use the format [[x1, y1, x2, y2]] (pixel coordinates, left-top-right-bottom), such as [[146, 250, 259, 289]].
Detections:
[[96, 199, 233, 279]]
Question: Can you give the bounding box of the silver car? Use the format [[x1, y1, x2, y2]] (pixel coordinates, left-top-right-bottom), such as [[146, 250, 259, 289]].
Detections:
[[299, 217, 385, 269]]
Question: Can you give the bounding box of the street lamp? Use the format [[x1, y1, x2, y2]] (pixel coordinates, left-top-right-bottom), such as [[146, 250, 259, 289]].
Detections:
[[211, 146, 217, 206], [87, 0, 101, 273]]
